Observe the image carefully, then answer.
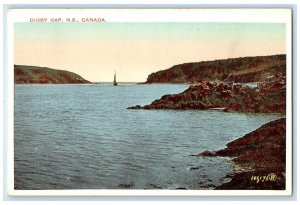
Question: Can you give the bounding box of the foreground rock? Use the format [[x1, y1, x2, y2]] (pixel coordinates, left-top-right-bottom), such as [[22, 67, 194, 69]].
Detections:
[[128, 76, 286, 113], [199, 118, 286, 190], [15, 65, 90, 84]]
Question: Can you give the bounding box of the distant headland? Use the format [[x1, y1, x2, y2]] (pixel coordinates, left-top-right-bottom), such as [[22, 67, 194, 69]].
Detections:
[[144, 54, 286, 84], [14, 65, 90, 84]]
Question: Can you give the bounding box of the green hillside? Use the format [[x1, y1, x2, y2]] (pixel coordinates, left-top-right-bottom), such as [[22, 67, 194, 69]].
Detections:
[[146, 54, 286, 83], [14, 65, 90, 84]]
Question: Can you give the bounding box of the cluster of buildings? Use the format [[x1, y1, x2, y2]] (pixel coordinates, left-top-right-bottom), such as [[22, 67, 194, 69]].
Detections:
[[224, 73, 286, 92]]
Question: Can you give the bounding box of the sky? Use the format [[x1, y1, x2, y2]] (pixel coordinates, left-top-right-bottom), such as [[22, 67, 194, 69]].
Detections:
[[14, 22, 286, 82]]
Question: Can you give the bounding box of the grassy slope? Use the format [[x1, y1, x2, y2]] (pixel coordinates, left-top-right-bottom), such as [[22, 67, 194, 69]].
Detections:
[[14, 65, 90, 84], [146, 54, 286, 83]]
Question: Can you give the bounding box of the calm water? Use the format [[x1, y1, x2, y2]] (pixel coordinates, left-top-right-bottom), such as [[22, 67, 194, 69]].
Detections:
[[14, 84, 283, 190]]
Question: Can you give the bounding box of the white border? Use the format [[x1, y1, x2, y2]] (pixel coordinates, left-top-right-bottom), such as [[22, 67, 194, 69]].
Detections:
[[8, 8, 291, 23], [6, 8, 293, 196]]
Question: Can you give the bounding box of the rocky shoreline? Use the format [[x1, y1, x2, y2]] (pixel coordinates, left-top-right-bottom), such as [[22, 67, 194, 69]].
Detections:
[[128, 75, 286, 114], [128, 71, 287, 189], [200, 118, 286, 190]]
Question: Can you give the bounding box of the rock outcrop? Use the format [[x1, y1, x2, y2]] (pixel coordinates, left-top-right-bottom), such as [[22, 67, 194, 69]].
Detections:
[[128, 75, 286, 113], [199, 118, 286, 190]]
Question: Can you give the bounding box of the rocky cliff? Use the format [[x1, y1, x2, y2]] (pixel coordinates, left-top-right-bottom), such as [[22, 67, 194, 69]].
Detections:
[[14, 65, 90, 84], [145, 54, 286, 84]]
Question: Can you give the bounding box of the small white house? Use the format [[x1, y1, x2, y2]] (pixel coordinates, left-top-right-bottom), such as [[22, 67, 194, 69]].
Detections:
[[266, 75, 276, 83], [232, 83, 242, 89], [245, 82, 259, 89]]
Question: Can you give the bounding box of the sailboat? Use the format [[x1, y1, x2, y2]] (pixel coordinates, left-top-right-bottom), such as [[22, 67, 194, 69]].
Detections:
[[113, 70, 118, 86]]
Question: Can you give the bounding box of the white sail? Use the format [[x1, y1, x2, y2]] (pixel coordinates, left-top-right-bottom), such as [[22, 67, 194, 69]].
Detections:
[[113, 70, 118, 85]]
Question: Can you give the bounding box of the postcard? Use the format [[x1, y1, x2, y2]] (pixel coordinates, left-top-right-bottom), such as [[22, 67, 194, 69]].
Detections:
[[6, 8, 292, 196]]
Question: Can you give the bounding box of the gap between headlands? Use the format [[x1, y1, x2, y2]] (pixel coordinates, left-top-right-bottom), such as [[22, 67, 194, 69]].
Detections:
[[15, 54, 287, 190]]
